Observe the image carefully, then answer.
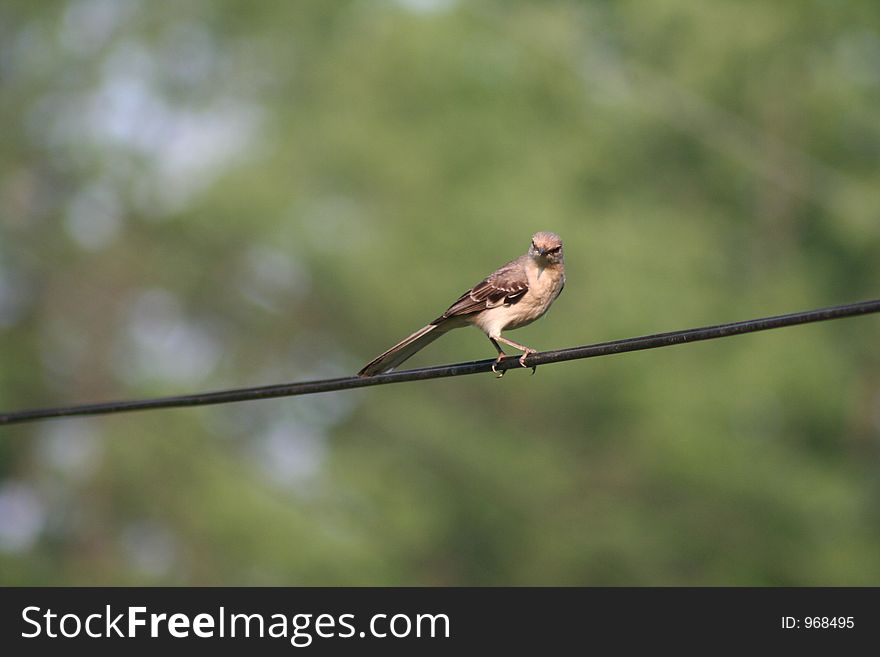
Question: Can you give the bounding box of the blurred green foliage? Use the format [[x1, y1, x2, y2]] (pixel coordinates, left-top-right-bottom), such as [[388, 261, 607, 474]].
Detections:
[[1, 0, 879, 585]]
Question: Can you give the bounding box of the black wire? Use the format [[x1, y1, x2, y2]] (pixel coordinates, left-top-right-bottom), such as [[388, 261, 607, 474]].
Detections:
[[1, 298, 878, 426]]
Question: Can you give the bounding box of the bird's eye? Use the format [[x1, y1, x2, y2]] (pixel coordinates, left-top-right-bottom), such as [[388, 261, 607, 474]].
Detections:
[[549, 246, 561, 253]]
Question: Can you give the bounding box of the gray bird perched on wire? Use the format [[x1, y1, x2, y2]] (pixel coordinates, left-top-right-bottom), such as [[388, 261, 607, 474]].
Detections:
[[358, 231, 565, 377]]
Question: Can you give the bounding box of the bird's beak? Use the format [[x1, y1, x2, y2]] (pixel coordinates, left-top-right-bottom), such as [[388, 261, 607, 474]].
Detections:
[[537, 248, 547, 256]]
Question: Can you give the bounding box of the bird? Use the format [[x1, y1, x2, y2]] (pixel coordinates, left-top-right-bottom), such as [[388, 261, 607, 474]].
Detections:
[[358, 231, 565, 377]]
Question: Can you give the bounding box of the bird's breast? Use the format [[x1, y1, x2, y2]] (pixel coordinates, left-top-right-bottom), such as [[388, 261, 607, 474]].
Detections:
[[504, 264, 564, 329]]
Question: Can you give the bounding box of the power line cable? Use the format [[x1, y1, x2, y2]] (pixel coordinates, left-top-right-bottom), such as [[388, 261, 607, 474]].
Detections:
[[1, 298, 878, 426]]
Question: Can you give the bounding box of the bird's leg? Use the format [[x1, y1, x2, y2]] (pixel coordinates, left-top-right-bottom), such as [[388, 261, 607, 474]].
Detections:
[[489, 338, 507, 378], [494, 335, 537, 375]]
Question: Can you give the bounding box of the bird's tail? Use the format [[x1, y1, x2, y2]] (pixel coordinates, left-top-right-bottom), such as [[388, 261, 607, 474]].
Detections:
[[358, 323, 447, 376]]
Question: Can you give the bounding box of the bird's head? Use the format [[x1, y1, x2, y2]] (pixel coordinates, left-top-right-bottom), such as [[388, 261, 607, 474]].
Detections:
[[528, 231, 564, 264]]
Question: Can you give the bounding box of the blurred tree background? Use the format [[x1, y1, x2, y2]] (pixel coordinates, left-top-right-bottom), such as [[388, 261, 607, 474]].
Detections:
[[1, 0, 879, 585]]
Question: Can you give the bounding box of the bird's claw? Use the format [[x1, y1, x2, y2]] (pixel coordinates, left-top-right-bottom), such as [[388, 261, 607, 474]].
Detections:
[[519, 351, 537, 375], [493, 351, 537, 378]]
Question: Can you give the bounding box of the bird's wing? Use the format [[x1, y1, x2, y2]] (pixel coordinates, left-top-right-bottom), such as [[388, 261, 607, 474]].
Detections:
[[433, 256, 529, 323]]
